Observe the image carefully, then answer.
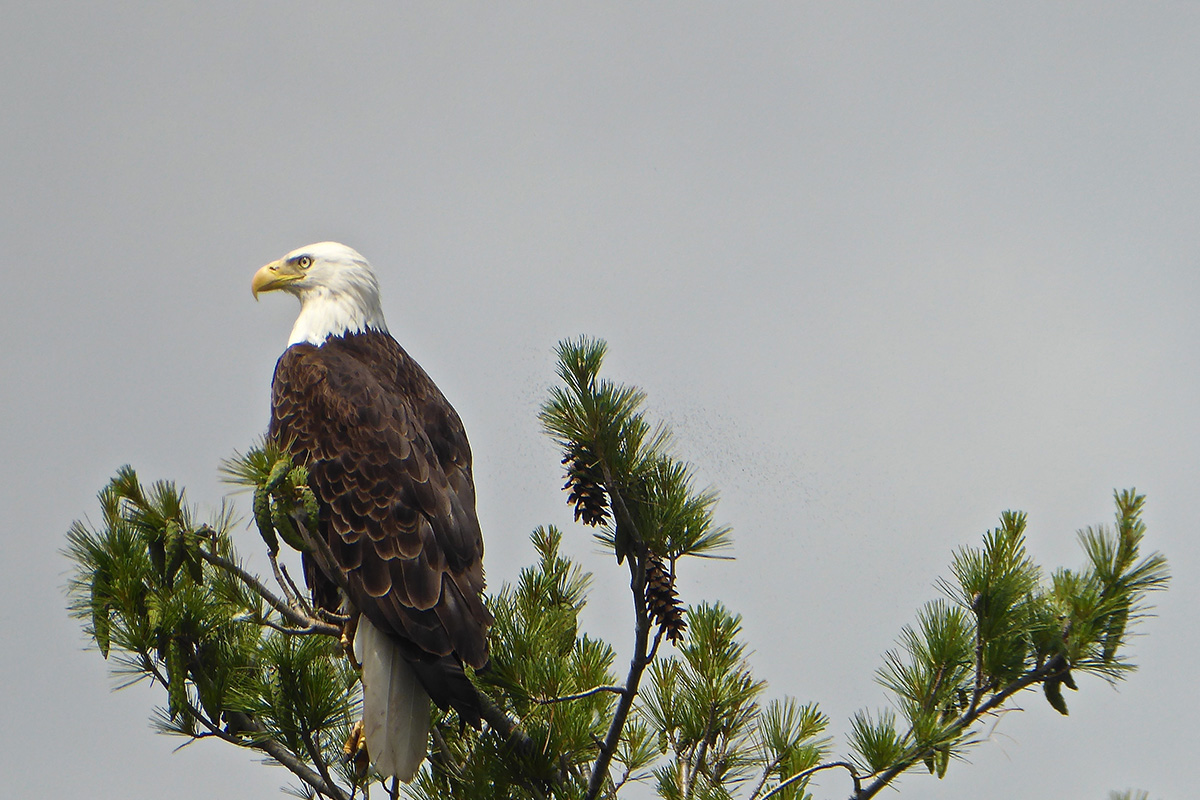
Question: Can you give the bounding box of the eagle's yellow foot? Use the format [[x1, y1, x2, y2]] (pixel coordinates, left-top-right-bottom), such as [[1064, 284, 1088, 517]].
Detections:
[[341, 615, 361, 670], [343, 719, 370, 780]]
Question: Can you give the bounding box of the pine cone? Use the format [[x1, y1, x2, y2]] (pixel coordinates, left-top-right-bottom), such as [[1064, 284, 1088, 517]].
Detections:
[[562, 444, 609, 526], [645, 553, 686, 643]]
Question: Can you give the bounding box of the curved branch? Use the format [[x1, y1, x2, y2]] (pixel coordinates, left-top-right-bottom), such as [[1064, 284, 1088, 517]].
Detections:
[[758, 761, 861, 800], [533, 685, 627, 705]]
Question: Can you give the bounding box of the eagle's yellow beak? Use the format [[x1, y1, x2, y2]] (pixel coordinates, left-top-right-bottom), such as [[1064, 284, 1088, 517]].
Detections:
[[252, 259, 303, 299]]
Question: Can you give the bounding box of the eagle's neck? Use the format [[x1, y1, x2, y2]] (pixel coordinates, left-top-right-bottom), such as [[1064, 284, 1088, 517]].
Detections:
[[289, 285, 389, 346]]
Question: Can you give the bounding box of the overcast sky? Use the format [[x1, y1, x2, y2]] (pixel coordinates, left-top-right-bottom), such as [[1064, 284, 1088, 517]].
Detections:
[[2, 3, 1196, 799]]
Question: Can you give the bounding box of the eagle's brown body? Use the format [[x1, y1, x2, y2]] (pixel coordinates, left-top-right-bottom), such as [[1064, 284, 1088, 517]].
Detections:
[[268, 330, 491, 725]]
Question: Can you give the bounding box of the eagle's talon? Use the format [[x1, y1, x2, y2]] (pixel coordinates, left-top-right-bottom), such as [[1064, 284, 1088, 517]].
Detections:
[[342, 615, 361, 671], [343, 719, 370, 780]]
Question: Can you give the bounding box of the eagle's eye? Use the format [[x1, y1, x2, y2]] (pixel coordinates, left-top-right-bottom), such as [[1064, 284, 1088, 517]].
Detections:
[[298, 256, 312, 269]]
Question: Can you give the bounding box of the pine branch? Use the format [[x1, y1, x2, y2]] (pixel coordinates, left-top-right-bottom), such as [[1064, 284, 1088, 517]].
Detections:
[[611, 762, 637, 795], [71, 347, 1172, 800], [645, 623, 668, 666], [747, 754, 785, 800], [478, 687, 533, 751], [586, 555, 653, 800], [757, 761, 861, 800], [428, 725, 464, 778], [585, 476, 653, 800], [300, 727, 337, 797], [682, 726, 711, 800], [145, 650, 352, 800], [226, 711, 352, 800], [853, 661, 1055, 800], [967, 616, 985, 717], [261, 618, 335, 637], [279, 563, 316, 619]]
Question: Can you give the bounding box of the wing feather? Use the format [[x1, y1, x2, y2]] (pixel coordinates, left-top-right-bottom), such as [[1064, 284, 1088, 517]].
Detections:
[[268, 331, 491, 708]]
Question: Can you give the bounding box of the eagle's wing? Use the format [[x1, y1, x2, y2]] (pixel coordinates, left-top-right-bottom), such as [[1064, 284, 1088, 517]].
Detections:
[[268, 334, 492, 679]]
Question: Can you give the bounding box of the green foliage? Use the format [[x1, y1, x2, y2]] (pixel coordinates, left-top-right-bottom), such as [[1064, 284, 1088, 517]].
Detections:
[[221, 441, 315, 553], [542, 338, 664, 491], [640, 604, 830, 800], [540, 336, 732, 565], [1108, 790, 1153, 800], [873, 600, 973, 776], [645, 604, 765, 797], [67, 338, 1169, 800], [850, 491, 1169, 795], [419, 525, 618, 799], [227, 633, 358, 754], [67, 468, 213, 685], [754, 699, 829, 800], [942, 511, 1040, 686], [595, 457, 733, 563], [848, 710, 905, 776], [68, 465, 360, 798]]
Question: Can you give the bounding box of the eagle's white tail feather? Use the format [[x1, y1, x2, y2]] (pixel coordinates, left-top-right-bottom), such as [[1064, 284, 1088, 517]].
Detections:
[[356, 616, 430, 782]]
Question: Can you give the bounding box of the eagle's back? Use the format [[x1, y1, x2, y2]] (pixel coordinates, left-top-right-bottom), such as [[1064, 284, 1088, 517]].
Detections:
[[268, 331, 491, 720]]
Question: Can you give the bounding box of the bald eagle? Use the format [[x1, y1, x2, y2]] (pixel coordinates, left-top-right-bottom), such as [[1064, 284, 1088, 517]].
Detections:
[[252, 242, 491, 781]]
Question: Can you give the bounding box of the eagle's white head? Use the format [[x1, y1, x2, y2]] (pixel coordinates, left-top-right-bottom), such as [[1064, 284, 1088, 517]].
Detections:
[[252, 242, 389, 346]]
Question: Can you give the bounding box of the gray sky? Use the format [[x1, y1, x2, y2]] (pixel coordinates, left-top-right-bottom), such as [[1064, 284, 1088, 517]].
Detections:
[[2, 3, 1195, 798]]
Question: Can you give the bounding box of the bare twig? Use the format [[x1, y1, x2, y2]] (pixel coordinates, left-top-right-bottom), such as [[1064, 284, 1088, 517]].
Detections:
[[533, 685, 627, 705], [197, 548, 341, 637], [747, 754, 785, 800], [646, 624, 667, 664], [268, 548, 305, 611], [280, 563, 313, 615], [758, 761, 862, 800], [261, 617, 337, 637], [289, 512, 353, 599]]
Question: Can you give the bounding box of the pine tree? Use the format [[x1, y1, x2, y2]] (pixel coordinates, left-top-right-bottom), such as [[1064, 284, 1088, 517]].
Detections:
[[66, 336, 1169, 800]]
